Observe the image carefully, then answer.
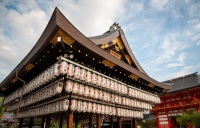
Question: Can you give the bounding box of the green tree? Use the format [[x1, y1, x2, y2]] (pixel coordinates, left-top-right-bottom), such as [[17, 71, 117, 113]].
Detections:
[[0, 97, 6, 116], [139, 120, 155, 128]]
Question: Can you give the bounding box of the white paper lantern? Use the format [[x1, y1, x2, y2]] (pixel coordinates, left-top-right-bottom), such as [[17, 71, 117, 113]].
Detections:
[[63, 99, 69, 110], [82, 101, 87, 112], [74, 66, 81, 79], [80, 68, 86, 81], [53, 64, 60, 77], [113, 107, 116, 116], [91, 73, 97, 85], [118, 83, 122, 93], [92, 103, 96, 113], [56, 81, 63, 94], [96, 75, 101, 86], [111, 94, 115, 103], [72, 82, 79, 94], [101, 105, 105, 114], [65, 80, 73, 93], [77, 100, 82, 112], [106, 79, 110, 89], [70, 99, 77, 111], [97, 104, 101, 114], [78, 84, 84, 96], [115, 95, 119, 104], [105, 106, 109, 115], [98, 90, 103, 100], [114, 82, 118, 92], [118, 96, 122, 105], [103, 91, 107, 101], [110, 80, 114, 91], [117, 108, 121, 116], [60, 61, 68, 75], [67, 64, 74, 77], [89, 87, 94, 98], [94, 89, 98, 99], [84, 86, 89, 97], [85, 71, 92, 83]]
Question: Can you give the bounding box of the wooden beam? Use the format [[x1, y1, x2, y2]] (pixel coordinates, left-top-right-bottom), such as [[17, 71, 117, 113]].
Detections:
[[67, 112, 74, 128], [45, 115, 51, 128], [97, 114, 102, 128]]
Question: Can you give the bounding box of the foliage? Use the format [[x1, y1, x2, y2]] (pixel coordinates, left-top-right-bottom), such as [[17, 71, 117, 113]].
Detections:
[[139, 120, 155, 128], [0, 97, 6, 116], [177, 110, 200, 127]]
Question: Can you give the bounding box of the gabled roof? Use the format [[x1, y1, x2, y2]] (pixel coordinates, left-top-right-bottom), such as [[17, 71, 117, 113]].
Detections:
[[163, 72, 200, 93], [0, 8, 171, 95], [89, 23, 147, 74]]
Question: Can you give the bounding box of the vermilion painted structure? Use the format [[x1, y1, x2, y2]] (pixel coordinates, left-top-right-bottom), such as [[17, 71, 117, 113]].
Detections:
[[152, 72, 200, 128]]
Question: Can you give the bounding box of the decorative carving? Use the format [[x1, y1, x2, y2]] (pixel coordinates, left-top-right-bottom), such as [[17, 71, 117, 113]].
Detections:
[[102, 59, 115, 68], [130, 74, 139, 80], [148, 83, 155, 87], [125, 55, 132, 65], [25, 63, 34, 72], [110, 50, 121, 59], [51, 29, 75, 46], [112, 37, 124, 50], [11, 78, 17, 84]]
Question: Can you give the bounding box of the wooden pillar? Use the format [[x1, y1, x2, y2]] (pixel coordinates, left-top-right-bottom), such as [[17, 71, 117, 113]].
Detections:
[[45, 115, 51, 128], [89, 113, 92, 128], [67, 112, 73, 128], [28, 117, 34, 128], [97, 114, 102, 128], [59, 112, 64, 128], [132, 118, 137, 128], [110, 116, 114, 128], [118, 117, 122, 128], [19, 118, 23, 128], [41, 116, 45, 128]]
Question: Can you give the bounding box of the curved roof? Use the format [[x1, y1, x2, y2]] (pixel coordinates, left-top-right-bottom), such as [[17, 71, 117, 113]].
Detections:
[[0, 8, 172, 95], [89, 23, 147, 74]]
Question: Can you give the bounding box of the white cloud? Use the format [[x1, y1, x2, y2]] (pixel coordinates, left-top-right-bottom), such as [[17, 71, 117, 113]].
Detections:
[[150, 0, 169, 11], [167, 52, 186, 68]]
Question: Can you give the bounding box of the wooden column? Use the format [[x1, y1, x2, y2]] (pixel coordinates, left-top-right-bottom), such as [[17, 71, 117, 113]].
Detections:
[[110, 116, 114, 128], [59, 112, 64, 128], [67, 112, 74, 128], [45, 115, 51, 128], [28, 117, 34, 128], [41, 116, 45, 128], [97, 114, 102, 128], [118, 117, 122, 128], [19, 118, 23, 128], [132, 118, 137, 128]]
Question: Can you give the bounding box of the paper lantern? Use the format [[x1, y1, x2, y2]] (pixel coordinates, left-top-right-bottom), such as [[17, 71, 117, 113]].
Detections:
[[110, 80, 114, 91], [118, 96, 122, 105], [89, 87, 94, 98], [84, 86, 89, 97], [98, 90, 103, 100], [96, 75, 101, 86], [87, 102, 92, 113], [60, 61, 68, 75], [78, 84, 84, 96], [67, 64, 74, 77], [77, 100, 82, 112], [72, 82, 79, 94], [117, 108, 121, 116], [85, 70, 92, 83], [56, 81, 63, 94], [92, 103, 96, 113], [63, 99, 69, 110], [74, 66, 81, 79], [101, 105, 105, 114], [115, 95, 119, 104], [82, 101, 87, 113], [70, 99, 77, 111], [106, 79, 110, 89], [53, 64, 60, 77], [91, 73, 97, 85], [80, 68, 86, 81], [65, 80, 73, 93], [94, 89, 98, 99], [97, 104, 101, 114], [114, 82, 118, 92]]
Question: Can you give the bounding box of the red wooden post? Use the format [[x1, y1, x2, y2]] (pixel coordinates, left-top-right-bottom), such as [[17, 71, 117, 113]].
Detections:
[[118, 117, 122, 128], [97, 114, 102, 128], [67, 112, 74, 128]]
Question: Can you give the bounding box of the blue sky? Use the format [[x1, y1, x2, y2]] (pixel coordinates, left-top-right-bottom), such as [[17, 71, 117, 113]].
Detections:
[[0, 0, 200, 82]]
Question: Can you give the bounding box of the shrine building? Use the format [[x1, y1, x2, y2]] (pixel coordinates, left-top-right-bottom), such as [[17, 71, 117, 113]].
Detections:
[[152, 72, 200, 128], [0, 8, 171, 128]]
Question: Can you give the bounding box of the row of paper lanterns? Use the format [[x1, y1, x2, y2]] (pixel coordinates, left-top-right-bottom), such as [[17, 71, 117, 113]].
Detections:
[[5, 59, 160, 106], [6, 81, 64, 112]]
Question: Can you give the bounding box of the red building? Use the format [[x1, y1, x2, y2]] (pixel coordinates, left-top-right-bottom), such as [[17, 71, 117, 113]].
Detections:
[[152, 72, 200, 128]]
